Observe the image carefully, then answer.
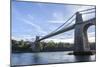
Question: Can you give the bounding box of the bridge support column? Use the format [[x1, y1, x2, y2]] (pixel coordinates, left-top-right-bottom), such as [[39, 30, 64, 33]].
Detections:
[[33, 36, 41, 52], [74, 12, 92, 55]]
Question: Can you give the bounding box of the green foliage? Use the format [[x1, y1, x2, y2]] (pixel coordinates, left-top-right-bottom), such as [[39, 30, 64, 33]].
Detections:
[[39, 41, 74, 51], [12, 39, 95, 53], [12, 40, 32, 52]]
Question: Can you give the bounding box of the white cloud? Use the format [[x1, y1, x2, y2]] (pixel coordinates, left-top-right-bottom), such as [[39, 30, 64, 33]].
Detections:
[[88, 32, 95, 37], [43, 36, 95, 43], [27, 14, 34, 21], [48, 12, 66, 24], [88, 32, 95, 42], [43, 38, 74, 43], [53, 12, 64, 20], [12, 35, 35, 41], [22, 18, 47, 35], [48, 20, 66, 23], [88, 37, 95, 42]]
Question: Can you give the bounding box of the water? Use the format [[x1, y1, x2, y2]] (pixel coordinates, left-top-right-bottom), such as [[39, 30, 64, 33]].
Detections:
[[11, 51, 96, 66]]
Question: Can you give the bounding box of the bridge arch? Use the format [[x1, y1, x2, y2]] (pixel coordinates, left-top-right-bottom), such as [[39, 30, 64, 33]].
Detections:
[[87, 25, 95, 43], [83, 22, 95, 40], [82, 22, 95, 51]]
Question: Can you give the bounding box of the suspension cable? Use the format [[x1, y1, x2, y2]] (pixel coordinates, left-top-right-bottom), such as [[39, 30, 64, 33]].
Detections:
[[81, 11, 95, 15], [79, 8, 96, 12], [62, 18, 75, 29], [49, 13, 76, 34]]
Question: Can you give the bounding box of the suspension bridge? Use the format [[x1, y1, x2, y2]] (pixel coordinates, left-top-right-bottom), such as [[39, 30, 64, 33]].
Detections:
[[31, 8, 96, 54]]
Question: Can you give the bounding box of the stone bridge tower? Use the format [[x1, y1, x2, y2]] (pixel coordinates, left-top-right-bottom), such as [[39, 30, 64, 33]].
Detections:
[[74, 12, 95, 54], [32, 36, 40, 52]]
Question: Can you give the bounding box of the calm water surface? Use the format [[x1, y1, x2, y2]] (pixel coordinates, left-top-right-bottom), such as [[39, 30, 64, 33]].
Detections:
[[11, 51, 96, 66]]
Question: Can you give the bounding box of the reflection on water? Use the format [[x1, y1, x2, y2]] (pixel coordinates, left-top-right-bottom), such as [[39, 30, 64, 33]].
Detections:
[[75, 56, 90, 62], [11, 51, 96, 66]]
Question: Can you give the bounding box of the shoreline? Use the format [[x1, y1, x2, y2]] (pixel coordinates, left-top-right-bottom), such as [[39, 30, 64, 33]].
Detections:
[[12, 50, 96, 56]]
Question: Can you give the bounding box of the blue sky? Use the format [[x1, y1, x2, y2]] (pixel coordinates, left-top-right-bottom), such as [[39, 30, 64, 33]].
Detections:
[[12, 0, 95, 43]]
